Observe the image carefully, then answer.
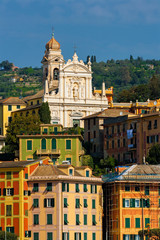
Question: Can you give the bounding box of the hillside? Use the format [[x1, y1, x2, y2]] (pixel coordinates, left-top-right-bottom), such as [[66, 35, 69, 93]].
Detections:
[[0, 57, 160, 101]]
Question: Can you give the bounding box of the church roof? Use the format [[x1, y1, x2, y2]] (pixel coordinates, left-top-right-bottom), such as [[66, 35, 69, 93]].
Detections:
[[45, 34, 60, 51]]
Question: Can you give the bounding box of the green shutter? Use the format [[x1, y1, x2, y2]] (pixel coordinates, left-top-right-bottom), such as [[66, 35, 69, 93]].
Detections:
[[67, 183, 69, 192], [33, 199, 39, 208], [123, 199, 125, 207], [130, 199, 135, 208], [84, 199, 88, 208], [44, 199, 47, 207], [47, 214, 52, 224], [51, 198, 54, 207], [147, 199, 150, 208], [34, 214, 39, 225], [84, 233, 87, 240], [95, 185, 97, 193], [76, 184, 79, 192], [52, 139, 56, 150], [62, 233, 64, 240], [34, 233, 39, 240], [92, 215, 96, 225], [62, 183, 65, 192], [47, 232, 52, 240], [84, 184, 87, 192], [92, 233, 96, 240], [135, 218, 140, 228], [79, 233, 81, 240], [76, 199, 80, 208], [64, 214, 68, 225], [125, 218, 130, 228], [92, 199, 96, 209], [145, 186, 149, 195], [145, 218, 150, 228], [76, 214, 80, 225], [64, 198, 68, 208], [84, 214, 87, 225], [66, 140, 71, 149], [91, 185, 93, 193], [159, 186, 160, 196], [41, 138, 46, 150], [27, 140, 32, 150]]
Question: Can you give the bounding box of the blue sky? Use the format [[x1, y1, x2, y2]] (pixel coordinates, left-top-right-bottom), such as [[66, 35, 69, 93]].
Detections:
[[0, 0, 160, 67]]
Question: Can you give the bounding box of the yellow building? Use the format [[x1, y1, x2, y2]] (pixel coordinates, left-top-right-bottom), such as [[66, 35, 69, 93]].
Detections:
[[103, 164, 160, 240], [28, 163, 103, 240], [0, 97, 26, 136]]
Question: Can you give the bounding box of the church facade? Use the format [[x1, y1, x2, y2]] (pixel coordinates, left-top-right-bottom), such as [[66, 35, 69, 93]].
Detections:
[[42, 34, 113, 128]]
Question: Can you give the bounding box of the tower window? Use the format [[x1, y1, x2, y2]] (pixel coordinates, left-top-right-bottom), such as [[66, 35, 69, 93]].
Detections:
[[53, 68, 59, 80]]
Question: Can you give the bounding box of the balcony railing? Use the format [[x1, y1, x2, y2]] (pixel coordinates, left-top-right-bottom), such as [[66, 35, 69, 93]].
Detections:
[[36, 149, 61, 155]]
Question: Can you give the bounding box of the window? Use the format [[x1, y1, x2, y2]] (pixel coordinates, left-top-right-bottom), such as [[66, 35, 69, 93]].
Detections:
[[6, 227, 14, 233], [91, 184, 97, 193], [52, 139, 56, 150], [54, 127, 58, 133], [92, 215, 97, 225], [148, 121, 152, 130], [84, 214, 87, 225], [76, 214, 80, 225], [62, 183, 69, 192], [123, 124, 126, 132], [41, 138, 46, 150], [33, 199, 39, 208], [117, 125, 120, 133], [112, 140, 114, 149], [93, 118, 96, 125], [34, 233, 39, 240], [84, 233, 87, 240], [47, 214, 52, 225], [92, 233, 96, 240], [75, 233, 81, 240], [25, 231, 31, 237], [135, 218, 140, 228], [37, 100, 39, 105], [83, 184, 87, 192], [62, 233, 69, 240], [8, 116, 12, 123], [27, 140, 32, 150], [66, 158, 71, 164], [47, 232, 53, 240], [34, 214, 39, 225], [47, 183, 52, 191], [66, 140, 71, 150], [140, 199, 150, 208], [94, 131, 96, 138], [125, 185, 130, 191], [44, 198, 54, 208], [31, 102, 33, 105], [112, 126, 114, 134], [75, 183, 80, 192], [69, 169, 73, 176], [123, 138, 126, 147], [123, 199, 130, 208], [88, 120, 90, 130], [75, 199, 80, 208], [64, 198, 68, 208], [64, 214, 68, 225], [135, 199, 140, 208], [135, 186, 140, 192], [145, 218, 150, 228], [6, 188, 14, 196], [43, 128, 48, 134], [53, 68, 59, 80], [145, 186, 149, 195], [8, 105, 12, 111], [33, 183, 39, 192], [154, 120, 157, 129], [6, 172, 11, 179], [125, 218, 130, 228], [117, 139, 120, 148], [107, 141, 109, 150], [25, 173, 28, 179], [92, 199, 96, 209], [6, 205, 12, 216], [86, 170, 89, 177], [84, 199, 88, 208]]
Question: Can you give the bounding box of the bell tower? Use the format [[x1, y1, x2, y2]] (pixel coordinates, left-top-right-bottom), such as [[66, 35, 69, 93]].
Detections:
[[41, 33, 64, 90]]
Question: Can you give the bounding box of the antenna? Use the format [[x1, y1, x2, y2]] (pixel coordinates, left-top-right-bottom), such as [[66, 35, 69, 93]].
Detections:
[[52, 26, 54, 38]]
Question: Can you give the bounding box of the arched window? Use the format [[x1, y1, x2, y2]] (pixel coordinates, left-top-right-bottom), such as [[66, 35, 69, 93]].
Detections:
[[41, 138, 46, 150], [53, 68, 59, 80], [52, 139, 56, 150]]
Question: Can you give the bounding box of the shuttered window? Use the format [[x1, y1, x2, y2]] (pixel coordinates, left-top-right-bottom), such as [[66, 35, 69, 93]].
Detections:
[[47, 233, 53, 240], [75, 184, 80, 193], [84, 215, 87, 225], [92, 199, 96, 209], [47, 214, 52, 225], [34, 214, 39, 225], [145, 218, 150, 228], [83, 184, 87, 192], [84, 199, 88, 208], [135, 218, 140, 228], [66, 140, 71, 150], [41, 138, 46, 150], [76, 199, 80, 208], [6, 205, 12, 216], [52, 139, 56, 150], [84, 233, 87, 240], [145, 186, 149, 195], [125, 218, 130, 228], [33, 183, 39, 192], [76, 214, 80, 225], [92, 215, 96, 225], [92, 233, 96, 240], [64, 214, 68, 225], [64, 198, 68, 208], [34, 233, 39, 240], [33, 199, 39, 208], [27, 140, 32, 150]]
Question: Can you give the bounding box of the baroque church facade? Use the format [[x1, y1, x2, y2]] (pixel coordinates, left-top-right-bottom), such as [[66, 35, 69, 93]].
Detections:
[[41, 34, 113, 127]]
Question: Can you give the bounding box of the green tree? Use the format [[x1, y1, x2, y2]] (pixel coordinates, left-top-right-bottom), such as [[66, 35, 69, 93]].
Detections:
[[0, 231, 18, 240], [100, 156, 115, 171], [39, 102, 51, 124], [3, 113, 41, 154], [148, 75, 160, 99], [0, 60, 13, 71], [139, 228, 160, 238], [81, 155, 94, 169], [146, 144, 160, 164]]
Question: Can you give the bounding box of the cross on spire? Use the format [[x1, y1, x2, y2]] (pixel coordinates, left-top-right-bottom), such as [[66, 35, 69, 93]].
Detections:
[[52, 26, 54, 38], [74, 43, 77, 53]]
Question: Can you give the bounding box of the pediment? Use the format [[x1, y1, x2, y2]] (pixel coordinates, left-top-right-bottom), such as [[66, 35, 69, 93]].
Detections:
[[70, 111, 83, 117], [63, 64, 91, 73]]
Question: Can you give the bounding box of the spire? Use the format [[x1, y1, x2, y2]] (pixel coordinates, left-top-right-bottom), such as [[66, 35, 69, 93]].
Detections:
[[52, 26, 54, 38]]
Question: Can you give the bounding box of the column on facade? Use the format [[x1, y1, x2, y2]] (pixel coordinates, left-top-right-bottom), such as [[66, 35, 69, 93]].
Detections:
[[85, 78, 88, 99]]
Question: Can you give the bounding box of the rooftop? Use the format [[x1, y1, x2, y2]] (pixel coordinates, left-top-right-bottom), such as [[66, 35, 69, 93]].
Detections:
[[0, 97, 26, 105]]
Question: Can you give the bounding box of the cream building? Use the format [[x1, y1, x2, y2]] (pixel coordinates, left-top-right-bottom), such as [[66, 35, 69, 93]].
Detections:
[[42, 33, 113, 127]]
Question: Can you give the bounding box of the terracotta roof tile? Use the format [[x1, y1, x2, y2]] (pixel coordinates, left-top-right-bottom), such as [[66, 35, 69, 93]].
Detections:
[[0, 97, 26, 105]]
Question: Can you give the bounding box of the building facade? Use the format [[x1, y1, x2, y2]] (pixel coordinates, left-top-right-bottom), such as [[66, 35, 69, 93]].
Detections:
[[18, 124, 84, 166], [103, 164, 160, 240], [28, 164, 103, 240], [42, 33, 113, 127]]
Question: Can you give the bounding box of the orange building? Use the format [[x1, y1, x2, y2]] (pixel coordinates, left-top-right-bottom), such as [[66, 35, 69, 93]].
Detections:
[[0, 158, 49, 240], [103, 164, 160, 240]]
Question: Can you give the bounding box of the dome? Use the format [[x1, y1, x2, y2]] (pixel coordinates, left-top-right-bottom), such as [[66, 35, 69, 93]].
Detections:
[[45, 34, 60, 51]]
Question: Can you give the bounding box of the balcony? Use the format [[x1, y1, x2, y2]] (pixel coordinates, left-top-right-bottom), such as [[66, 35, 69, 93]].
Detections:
[[36, 149, 61, 155]]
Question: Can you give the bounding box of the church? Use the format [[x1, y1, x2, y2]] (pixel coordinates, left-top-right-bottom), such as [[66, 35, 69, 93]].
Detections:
[[41, 33, 113, 127]]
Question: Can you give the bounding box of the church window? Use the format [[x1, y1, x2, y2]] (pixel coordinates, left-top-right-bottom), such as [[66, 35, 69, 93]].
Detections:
[[53, 68, 59, 80]]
